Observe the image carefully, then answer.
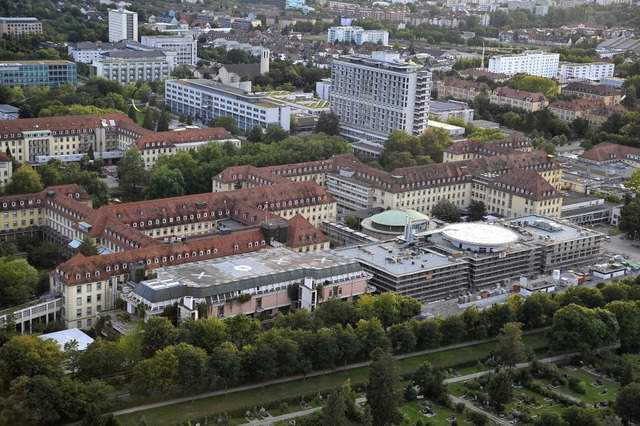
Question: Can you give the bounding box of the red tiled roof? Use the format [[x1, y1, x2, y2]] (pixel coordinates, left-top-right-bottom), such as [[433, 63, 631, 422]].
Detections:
[[55, 229, 268, 285], [0, 113, 151, 140], [580, 142, 640, 163], [563, 82, 619, 97], [491, 168, 560, 201], [136, 127, 234, 150], [459, 68, 508, 80], [286, 214, 329, 248], [492, 87, 548, 103], [549, 98, 604, 111], [445, 134, 530, 155], [438, 76, 491, 92]]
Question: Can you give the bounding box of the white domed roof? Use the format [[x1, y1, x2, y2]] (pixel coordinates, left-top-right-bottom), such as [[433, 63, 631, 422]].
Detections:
[[442, 223, 518, 251]]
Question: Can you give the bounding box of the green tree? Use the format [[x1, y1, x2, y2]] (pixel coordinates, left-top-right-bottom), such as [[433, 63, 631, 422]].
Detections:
[[77, 236, 99, 257], [156, 111, 170, 132], [131, 346, 179, 396], [431, 199, 461, 223], [140, 316, 179, 358], [265, 125, 289, 143], [507, 74, 558, 99], [345, 215, 359, 230], [325, 389, 347, 426], [439, 314, 466, 347], [0, 335, 63, 381], [605, 301, 640, 352], [495, 322, 525, 367], [246, 125, 264, 143], [385, 151, 417, 170], [145, 165, 185, 199], [210, 116, 239, 134], [467, 200, 487, 221], [616, 382, 640, 424], [0, 257, 40, 307], [624, 167, 640, 194], [549, 304, 618, 355], [118, 147, 148, 198], [179, 317, 229, 355], [620, 201, 640, 238], [174, 342, 208, 392], [355, 318, 390, 357], [413, 361, 448, 404], [562, 406, 602, 426], [366, 348, 401, 426], [314, 299, 357, 327], [314, 111, 341, 136], [141, 109, 155, 131], [5, 166, 44, 195], [487, 369, 513, 410], [534, 412, 568, 426], [209, 341, 241, 393]]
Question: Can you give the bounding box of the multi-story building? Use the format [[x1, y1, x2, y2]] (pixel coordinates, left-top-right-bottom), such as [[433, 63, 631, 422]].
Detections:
[[580, 141, 640, 167], [91, 51, 172, 85], [140, 36, 198, 66], [165, 79, 291, 132], [436, 77, 490, 102], [0, 113, 150, 164], [558, 61, 615, 82], [327, 26, 389, 46], [0, 151, 12, 186], [0, 17, 42, 37], [548, 98, 604, 124], [562, 82, 621, 105], [587, 104, 627, 130], [488, 50, 560, 78], [108, 5, 138, 43], [330, 52, 431, 140], [442, 133, 532, 162], [0, 177, 338, 329], [489, 87, 548, 112], [329, 3, 410, 22], [68, 42, 129, 64], [0, 60, 77, 88], [339, 217, 604, 302], [429, 100, 475, 123], [458, 68, 509, 83], [137, 128, 240, 169], [213, 150, 562, 217]]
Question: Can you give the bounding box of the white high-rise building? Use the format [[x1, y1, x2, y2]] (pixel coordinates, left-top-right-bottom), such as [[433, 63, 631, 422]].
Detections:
[[109, 4, 138, 42], [558, 62, 615, 82], [330, 52, 431, 140], [488, 50, 560, 78]]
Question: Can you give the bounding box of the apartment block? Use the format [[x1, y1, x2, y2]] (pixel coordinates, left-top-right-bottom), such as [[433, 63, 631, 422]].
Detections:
[[0, 17, 42, 37], [548, 98, 604, 124], [558, 62, 615, 82], [488, 50, 560, 78], [108, 5, 138, 42], [327, 26, 389, 46], [489, 87, 548, 112], [165, 79, 291, 132], [442, 133, 532, 162], [0, 60, 77, 88], [330, 52, 431, 140], [429, 100, 475, 123]]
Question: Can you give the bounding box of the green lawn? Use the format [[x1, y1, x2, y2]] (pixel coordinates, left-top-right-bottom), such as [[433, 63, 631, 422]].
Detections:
[[398, 401, 459, 426], [116, 332, 549, 425], [544, 367, 620, 406]]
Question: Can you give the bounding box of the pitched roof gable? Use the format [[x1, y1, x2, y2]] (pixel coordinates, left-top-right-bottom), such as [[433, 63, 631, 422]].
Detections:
[[491, 168, 559, 201]]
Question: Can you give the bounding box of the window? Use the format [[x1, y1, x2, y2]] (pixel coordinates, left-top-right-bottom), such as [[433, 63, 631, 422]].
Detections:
[[76, 308, 81, 317], [77, 321, 82, 328], [77, 286, 82, 294], [97, 294, 101, 302], [87, 283, 92, 292], [87, 307, 92, 315], [76, 297, 82, 306], [87, 295, 92, 303]]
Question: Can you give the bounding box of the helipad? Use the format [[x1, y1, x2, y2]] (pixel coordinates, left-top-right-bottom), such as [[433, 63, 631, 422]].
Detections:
[[442, 223, 519, 252]]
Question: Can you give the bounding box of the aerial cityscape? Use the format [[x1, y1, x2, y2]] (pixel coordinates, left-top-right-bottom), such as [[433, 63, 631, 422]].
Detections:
[[0, 0, 640, 425]]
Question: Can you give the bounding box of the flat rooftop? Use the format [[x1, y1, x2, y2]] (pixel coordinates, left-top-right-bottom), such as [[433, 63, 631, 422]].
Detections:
[[506, 215, 602, 241], [429, 100, 469, 111], [134, 247, 365, 303], [338, 240, 465, 276]]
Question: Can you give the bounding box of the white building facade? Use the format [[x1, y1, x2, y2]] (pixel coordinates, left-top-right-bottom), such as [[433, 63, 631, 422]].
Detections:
[[558, 62, 615, 82], [327, 26, 389, 46], [488, 50, 560, 78], [108, 6, 138, 42], [140, 36, 198, 66], [92, 55, 171, 86], [165, 79, 291, 132], [331, 52, 431, 140]]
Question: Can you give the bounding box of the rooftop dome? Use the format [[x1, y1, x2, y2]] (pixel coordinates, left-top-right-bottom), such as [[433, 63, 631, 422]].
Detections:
[[441, 223, 519, 252], [361, 209, 431, 236], [370, 209, 429, 228]]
